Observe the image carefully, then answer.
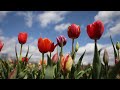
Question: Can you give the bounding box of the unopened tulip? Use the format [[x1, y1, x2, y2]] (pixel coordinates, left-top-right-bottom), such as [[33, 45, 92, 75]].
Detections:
[[103, 49, 109, 65], [87, 20, 104, 40], [60, 54, 73, 73], [75, 42, 79, 52], [52, 53, 59, 64], [39, 59, 47, 66], [68, 24, 81, 39], [22, 57, 28, 62], [116, 41, 120, 50]]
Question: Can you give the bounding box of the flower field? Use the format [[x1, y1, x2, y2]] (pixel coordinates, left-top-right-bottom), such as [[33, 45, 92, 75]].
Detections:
[[0, 20, 120, 79]]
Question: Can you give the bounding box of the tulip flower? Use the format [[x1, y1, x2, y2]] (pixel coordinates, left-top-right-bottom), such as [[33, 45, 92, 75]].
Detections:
[[22, 57, 28, 62], [49, 42, 58, 59], [87, 20, 104, 79], [18, 32, 28, 45], [0, 40, 4, 52], [52, 52, 59, 64], [68, 24, 81, 60], [38, 37, 52, 79], [68, 24, 81, 39], [38, 37, 52, 53], [49, 43, 58, 53], [87, 20, 104, 40], [60, 54, 73, 73], [18, 32, 28, 61], [56, 35, 67, 47]]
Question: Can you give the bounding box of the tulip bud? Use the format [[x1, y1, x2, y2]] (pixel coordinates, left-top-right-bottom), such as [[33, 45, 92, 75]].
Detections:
[[75, 42, 79, 52], [22, 57, 28, 62], [116, 41, 120, 50], [103, 49, 109, 65], [60, 54, 73, 73], [52, 53, 59, 64]]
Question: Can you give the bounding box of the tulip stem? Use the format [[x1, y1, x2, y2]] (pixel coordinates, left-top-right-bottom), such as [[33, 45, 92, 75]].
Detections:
[[42, 53, 45, 79], [20, 44, 23, 61], [72, 39, 74, 55], [50, 52, 51, 59]]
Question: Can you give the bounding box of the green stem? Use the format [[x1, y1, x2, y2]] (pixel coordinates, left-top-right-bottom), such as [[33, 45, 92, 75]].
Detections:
[[20, 44, 23, 61], [72, 39, 74, 55], [50, 52, 51, 59], [42, 53, 44, 79]]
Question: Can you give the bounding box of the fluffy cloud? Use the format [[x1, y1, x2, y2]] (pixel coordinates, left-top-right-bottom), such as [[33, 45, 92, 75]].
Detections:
[[37, 11, 70, 27], [94, 11, 120, 38], [0, 11, 13, 22], [17, 11, 33, 28], [54, 23, 71, 32], [76, 43, 114, 65]]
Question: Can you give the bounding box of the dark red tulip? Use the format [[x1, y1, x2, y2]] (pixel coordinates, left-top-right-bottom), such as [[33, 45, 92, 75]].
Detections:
[[0, 40, 4, 52], [87, 20, 104, 40], [18, 32, 28, 44], [68, 24, 81, 39], [49, 43, 58, 52], [38, 37, 52, 53], [22, 57, 28, 62], [56, 35, 67, 47]]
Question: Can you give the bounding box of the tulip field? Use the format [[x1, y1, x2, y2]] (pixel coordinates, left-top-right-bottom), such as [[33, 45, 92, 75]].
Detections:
[[0, 20, 120, 79]]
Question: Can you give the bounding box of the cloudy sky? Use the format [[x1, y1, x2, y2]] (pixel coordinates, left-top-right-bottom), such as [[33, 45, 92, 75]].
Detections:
[[0, 11, 120, 65]]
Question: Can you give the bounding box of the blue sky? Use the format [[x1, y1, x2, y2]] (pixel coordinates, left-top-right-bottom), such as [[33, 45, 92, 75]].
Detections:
[[0, 11, 120, 65]]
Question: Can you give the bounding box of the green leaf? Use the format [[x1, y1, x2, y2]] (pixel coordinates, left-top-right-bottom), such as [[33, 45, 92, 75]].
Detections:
[[28, 54, 33, 60], [108, 61, 120, 79], [110, 35, 117, 59], [25, 45, 29, 58], [92, 41, 101, 79], [76, 50, 86, 72], [45, 66, 54, 79]]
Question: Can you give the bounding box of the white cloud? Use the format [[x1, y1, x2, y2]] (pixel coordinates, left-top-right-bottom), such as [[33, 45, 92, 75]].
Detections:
[[103, 23, 120, 38], [17, 11, 33, 28], [76, 43, 114, 65], [37, 11, 70, 27], [54, 23, 71, 32], [95, 11, 120, 38], [0, 11, 13, 22]]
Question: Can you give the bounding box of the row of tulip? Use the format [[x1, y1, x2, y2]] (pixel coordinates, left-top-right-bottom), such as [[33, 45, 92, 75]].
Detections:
[[0, 20, 120, 79]]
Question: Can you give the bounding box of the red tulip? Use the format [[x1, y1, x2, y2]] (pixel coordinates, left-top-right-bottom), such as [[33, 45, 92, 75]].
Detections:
[[18, 32, 28, 44], [49, 43, 58, 52], [22, 57, 28, 62], [87, 20, 104, 40], [0, 40, 4, 52], [38, 37, 52, 53], [56, 35, 67, 47], [52, 52, 59, 64], [68, 24, 81, 39]]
